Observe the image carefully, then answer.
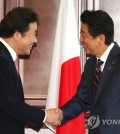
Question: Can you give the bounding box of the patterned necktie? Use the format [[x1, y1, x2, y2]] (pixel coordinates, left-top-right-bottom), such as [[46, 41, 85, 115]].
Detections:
[[14, 58, 19, 74], [94, 59, 104, 90]]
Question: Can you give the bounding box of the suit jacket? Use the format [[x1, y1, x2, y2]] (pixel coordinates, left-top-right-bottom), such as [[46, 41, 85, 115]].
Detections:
[[61, 42, 120, 134], [0, 41, 45, 134]]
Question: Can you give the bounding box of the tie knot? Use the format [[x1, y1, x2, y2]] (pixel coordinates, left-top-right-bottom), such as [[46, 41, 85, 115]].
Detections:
[[97, 59, 104, 66]]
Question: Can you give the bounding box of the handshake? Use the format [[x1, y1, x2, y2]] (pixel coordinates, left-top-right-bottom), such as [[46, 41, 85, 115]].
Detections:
[[45, 108, 63, 128]]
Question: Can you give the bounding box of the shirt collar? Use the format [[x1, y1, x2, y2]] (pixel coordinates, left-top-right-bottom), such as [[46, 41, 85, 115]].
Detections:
[[0, 37, 17, 61], [99, 42, 114, 63]]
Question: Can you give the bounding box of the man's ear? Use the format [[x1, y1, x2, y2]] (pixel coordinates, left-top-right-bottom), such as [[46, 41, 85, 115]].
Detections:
[[98, 34, 105, 44], [13, 31, 22, 40]]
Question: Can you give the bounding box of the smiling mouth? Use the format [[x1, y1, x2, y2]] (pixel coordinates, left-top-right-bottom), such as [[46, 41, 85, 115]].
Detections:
[[80, 44, 86, 49], [30, 45, 33, 50], [80, 42, 86, 48]]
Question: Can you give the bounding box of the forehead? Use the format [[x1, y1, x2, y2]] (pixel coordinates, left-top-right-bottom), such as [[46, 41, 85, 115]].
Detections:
[[28, 22, 37, 32], [22, 22, 37, 37]]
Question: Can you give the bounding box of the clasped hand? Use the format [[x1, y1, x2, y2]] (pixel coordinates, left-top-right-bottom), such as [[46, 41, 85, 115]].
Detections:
[[45, 108, 63, 127]]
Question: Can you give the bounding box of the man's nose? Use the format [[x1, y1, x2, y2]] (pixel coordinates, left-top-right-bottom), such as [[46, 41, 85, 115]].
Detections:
[[80, 35, 83, 42]]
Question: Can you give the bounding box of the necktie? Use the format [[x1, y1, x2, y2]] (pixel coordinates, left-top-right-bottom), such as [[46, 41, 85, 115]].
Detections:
[[14, 58, 19, 74], [94, 59, 104, 90]]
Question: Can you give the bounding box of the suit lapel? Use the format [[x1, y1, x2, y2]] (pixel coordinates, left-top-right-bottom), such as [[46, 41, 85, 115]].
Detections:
[[95, 43, 120, 104], [0, 41, 20, 79], [85, 55, 97, 105]]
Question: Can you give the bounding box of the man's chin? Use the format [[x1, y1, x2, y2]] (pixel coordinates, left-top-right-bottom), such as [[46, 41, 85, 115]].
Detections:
[[86, 51, 92, 57], [17, 51, 30, 58]]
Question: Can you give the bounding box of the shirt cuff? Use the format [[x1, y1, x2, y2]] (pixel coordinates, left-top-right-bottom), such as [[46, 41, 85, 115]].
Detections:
[[43, 110, 46, 123]]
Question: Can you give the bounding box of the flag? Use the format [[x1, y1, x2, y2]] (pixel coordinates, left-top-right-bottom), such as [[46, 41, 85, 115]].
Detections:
[[46, 0, 85, 134]]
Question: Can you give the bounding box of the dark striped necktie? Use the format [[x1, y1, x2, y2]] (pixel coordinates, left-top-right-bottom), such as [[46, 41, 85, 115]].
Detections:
[[94, 59, 104, 90]]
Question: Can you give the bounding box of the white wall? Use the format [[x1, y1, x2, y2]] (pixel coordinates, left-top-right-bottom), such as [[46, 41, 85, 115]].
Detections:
[[0, 0, 4, 20], [100, 0, 120, 45]]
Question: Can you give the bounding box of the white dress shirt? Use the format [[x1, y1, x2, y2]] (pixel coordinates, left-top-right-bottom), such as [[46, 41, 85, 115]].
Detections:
[[99, 42, 114, 72]]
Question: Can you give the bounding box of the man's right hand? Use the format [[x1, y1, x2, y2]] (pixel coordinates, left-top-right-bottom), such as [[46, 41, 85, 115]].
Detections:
[[45, 108, 63, 127]]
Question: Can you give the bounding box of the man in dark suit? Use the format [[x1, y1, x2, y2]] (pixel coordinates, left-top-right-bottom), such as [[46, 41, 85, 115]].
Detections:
[[54, 10, 120, 134], [0, 7, 62, 134]]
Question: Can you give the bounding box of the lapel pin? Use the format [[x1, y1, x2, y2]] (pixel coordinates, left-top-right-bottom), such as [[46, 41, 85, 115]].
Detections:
[[112, 59, 118, 65], [108, 59, 118, 71]]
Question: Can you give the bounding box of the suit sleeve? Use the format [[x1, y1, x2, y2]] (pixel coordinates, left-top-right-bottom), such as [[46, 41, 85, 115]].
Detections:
[[61, 69, 90, 124], [0, 57, 45, 129]]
